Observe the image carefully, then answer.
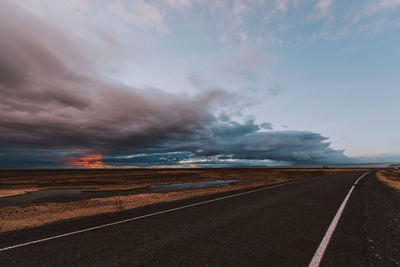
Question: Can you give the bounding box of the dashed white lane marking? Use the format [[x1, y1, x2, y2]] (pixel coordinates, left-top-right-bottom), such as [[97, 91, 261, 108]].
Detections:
[[308, 171, 371, 267], [0, 176, 323, 252]]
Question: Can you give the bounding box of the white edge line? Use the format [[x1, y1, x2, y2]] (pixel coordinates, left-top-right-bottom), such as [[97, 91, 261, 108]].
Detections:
[[0, 176, 323, 252], [308, 171, 371, 267]]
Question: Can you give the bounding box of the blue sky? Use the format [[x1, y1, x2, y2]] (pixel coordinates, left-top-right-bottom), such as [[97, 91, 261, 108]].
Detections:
[[0, 0, 399, 167]]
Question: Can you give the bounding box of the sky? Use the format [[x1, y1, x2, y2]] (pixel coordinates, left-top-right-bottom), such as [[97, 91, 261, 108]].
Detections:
[[0, 0, 399, 168]]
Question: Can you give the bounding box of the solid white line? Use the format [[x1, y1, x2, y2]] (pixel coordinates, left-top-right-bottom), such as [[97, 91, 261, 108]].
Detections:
[[308, 171, 371, 267], [0, 176, 320, 252]]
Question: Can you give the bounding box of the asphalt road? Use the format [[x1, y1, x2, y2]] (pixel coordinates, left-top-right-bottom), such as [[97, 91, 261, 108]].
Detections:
[[0, 171, 372, 266]]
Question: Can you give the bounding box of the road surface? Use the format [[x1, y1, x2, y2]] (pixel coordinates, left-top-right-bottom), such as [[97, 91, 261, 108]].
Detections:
[[0, 171, 372, 266]]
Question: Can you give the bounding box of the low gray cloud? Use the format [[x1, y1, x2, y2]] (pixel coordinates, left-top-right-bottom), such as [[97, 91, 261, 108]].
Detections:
[[0, 0, 351, 168], [161, 119, 350, 165]]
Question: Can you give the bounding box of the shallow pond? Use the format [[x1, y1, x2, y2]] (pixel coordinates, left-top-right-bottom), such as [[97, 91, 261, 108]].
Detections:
[[148, 179, 239, 191], [0, 188, 90, 207], [0, 179, 241, 207]]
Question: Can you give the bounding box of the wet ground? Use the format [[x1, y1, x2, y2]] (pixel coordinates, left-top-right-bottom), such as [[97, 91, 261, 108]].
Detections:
[[0, 187, 146, 208], [148, 179, 239, 191], [0, 188, 93, 208], [0, 179, 240, 208]]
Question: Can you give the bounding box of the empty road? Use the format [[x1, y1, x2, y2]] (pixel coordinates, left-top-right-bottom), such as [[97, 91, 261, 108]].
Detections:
[[0, 171, 372, 266]]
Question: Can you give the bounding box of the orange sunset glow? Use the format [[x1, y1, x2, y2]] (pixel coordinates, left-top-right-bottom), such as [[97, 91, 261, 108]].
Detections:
[[65, 153, 110, 168]]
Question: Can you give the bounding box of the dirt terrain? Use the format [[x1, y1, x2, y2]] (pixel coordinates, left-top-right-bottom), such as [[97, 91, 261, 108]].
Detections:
[[364, 170, 400, 265], [377, 169, 400, 191], [0, 168, 364, 232]]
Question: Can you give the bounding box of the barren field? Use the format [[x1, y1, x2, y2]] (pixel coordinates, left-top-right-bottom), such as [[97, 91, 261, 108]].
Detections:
[[0, 168, 365, 232], [377, 169, 400, 191]]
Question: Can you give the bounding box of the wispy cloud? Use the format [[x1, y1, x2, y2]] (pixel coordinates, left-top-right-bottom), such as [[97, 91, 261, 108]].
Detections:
[[165, 0, 191, 9], [275, 0, 289, 12], [108, 0, 165, 31], [308, 0, 334, 20], [363, 0, 400, 16]]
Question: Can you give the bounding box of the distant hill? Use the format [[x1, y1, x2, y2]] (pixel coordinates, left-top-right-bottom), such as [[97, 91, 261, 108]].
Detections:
[[389, 163, 400, 169], [291, 162, 397, 168]]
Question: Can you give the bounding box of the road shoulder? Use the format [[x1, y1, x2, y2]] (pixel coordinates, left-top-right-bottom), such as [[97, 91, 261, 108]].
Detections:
[[321, 172, 400, 266], [363, 172, 400, 265]]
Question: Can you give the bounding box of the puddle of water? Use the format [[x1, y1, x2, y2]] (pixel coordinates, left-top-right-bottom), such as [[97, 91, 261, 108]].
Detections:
[[0, 180, 240, 207], [148, 179, 239, 191], [0, 188, 90, 207]]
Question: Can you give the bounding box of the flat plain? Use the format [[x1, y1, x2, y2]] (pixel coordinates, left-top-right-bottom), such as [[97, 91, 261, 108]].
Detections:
[[0, 168, 364, 232], [0, 169, 399, 266]]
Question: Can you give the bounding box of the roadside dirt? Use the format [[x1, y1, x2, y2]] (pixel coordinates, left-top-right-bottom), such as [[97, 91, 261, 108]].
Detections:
[[363, 172, 400, 266], [377, 169, 400, 191]]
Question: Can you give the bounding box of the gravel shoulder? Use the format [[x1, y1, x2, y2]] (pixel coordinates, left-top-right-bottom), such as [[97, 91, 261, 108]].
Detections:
[[363, 172, 400, 266]]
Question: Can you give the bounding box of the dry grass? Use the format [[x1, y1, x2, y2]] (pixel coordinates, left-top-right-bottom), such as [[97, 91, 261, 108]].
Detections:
[[0, 181, 265, 232], [0, 168, 366, 232], [377, 169, 400, 191]]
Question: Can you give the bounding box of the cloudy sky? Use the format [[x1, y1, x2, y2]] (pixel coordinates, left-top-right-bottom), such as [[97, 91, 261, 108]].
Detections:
[[0, 0, 399, 168]]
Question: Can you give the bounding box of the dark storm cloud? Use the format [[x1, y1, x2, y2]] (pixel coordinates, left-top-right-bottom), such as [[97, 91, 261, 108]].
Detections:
[[0, 0, 222, 149], [0, 0, 351, 167]]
